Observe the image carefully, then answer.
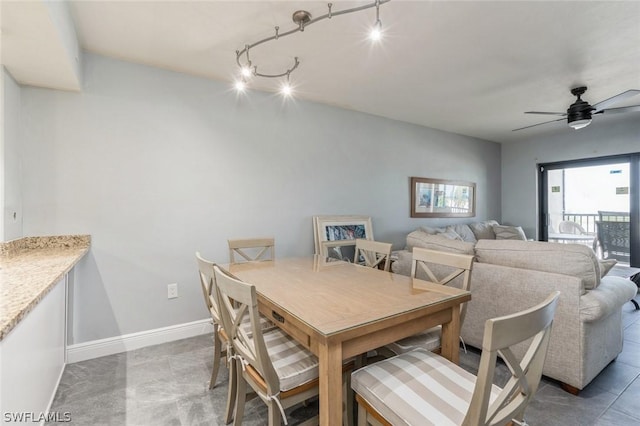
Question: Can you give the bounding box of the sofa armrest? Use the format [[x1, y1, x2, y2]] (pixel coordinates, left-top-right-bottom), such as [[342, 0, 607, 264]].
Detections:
[[580, 276, 638, 322]]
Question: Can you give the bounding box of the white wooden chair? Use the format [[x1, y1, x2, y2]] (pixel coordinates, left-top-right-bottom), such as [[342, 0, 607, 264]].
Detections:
[[228, 237, 275, 264], [352, 291, 560, 426], [383, 247, 474, 355], [195, 252, 236, 423], [213, 265, 354, 426], [353, 239, 393, 271]]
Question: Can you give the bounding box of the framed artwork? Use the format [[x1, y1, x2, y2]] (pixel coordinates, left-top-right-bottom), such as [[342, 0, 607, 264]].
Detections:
[[410, 177, 476, 218], [313, 215, 374, 261]]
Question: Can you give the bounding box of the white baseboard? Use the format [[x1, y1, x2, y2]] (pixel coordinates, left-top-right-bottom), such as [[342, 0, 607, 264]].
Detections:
[[66, 319, 213, 363]]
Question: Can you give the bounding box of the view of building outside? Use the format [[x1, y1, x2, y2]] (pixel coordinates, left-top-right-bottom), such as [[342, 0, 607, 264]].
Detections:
[[564, 163, 630, 215], [548, 163, 630, 235]]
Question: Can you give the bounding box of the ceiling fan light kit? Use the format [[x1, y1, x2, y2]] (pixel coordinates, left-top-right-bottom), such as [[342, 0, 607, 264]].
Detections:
[[567, 87, 592, 129], [514, 86, 640, 132], [234, 0, 390, 97]]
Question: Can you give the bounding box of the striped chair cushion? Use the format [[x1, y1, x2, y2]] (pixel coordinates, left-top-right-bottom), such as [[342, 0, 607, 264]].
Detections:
[[351, 348, 501, 426], [239, 312, 276, 337], [264, 328, 319, 392], [385, 326, 441, 355]]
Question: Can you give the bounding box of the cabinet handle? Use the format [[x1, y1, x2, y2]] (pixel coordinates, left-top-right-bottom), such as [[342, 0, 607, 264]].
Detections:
[[272, 311, 285, 323]]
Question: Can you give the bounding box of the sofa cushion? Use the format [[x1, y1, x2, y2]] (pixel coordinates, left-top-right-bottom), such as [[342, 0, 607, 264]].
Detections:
[[406, 231, 475, 255], [469, 220, 499, 240], [474, 239, 601, 290], [492, 224, 527, 240], [580, 276, 638, 322]]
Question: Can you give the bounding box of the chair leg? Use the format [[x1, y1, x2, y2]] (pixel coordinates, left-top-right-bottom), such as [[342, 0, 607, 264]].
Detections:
[[357, 403, 368, 426], [209, 329, 222, 389], [344, 371, 354, 426], [224, 356, 237, 424], [233, 363, 247, 426], [267, 401, 282, 426]]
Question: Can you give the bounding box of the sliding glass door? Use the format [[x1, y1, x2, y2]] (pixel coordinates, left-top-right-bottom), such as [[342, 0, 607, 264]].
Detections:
[[538, 154, 640, 267]]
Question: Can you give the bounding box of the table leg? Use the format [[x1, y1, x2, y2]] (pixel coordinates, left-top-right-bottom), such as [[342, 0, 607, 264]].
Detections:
[[318, 340, 343, 426], [440, 305, 460, 364]]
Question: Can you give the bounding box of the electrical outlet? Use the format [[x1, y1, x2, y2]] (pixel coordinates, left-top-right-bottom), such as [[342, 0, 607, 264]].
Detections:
[[167, 283, 179, 299]]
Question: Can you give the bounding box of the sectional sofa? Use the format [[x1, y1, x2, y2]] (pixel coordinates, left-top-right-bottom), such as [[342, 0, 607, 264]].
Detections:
[[392, 220, 638, 393]]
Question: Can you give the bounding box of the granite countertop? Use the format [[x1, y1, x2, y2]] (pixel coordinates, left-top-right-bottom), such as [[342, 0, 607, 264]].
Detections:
[[0, 235, 91, 341]]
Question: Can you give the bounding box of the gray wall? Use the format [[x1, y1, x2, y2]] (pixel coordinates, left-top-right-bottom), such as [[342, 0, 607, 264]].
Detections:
[[2, 68, 23, 241], [20, 53, 501, 343], [502, 118, 640, 239]]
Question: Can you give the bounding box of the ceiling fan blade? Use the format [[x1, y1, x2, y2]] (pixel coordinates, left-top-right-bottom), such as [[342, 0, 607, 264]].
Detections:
[[525, 111, 567, 116], [592, 89, 640, 112], [599, 105, 640, 115], [512, 117, 566, 132]]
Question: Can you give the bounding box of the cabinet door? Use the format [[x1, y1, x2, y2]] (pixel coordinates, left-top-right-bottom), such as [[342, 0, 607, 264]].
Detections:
[[0, 277, 66, 418]]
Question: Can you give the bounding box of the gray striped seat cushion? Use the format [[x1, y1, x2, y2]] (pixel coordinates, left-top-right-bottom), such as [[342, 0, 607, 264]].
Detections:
[[263, 328, 319, 392], [351, 348, 501, 426], [239, 312, 276, 337], [385, 326, 441, 355]]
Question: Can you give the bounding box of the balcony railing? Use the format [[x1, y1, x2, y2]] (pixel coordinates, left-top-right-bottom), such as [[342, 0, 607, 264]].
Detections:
[[561, 213, 599, 234]]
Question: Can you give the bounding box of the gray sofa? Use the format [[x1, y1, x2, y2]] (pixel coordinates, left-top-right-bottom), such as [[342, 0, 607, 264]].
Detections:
[[392, 221, 638, 392]]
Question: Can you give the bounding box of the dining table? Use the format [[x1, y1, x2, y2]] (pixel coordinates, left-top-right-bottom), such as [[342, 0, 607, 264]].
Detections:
[[220, 256, 471, 426]]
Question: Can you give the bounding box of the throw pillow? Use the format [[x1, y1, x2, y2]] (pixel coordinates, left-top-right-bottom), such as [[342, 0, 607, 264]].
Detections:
[[436, 228, 463, 241], [451, 224, 478, 243], [419, 226, 446, 235], [469, 220, 499, 240], [493, 224, 527, 240], [598, 259, 617, 278]]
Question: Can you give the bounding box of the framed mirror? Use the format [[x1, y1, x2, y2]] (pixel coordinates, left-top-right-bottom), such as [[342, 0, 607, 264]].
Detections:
[[410, 177, 476, 218]]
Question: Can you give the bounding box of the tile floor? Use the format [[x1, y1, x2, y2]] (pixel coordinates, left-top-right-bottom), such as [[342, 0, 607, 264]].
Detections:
[[47, 299, 640, 425]]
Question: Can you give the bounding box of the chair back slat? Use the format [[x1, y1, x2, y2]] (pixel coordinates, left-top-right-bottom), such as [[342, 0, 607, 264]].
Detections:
[[411, 247, 474, 323], [195, 252, 220, 323], [213, 265, 280, 394], [463, 291, 560, 426], [596, 221, 630, 262], [558, 220, 588, 235], [353, 239, 392, 271], [228, 237, 275, 264]]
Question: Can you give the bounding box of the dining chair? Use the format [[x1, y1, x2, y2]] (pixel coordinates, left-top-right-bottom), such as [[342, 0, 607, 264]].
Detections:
[[383, 247, 474, 355], [195, 252, 236, 423], [196, 252, 277, 423], [352, 291, 560, 426], [353, 239, 393, 271], [228, 237, 275, 264], [213, 265, 354, 426]]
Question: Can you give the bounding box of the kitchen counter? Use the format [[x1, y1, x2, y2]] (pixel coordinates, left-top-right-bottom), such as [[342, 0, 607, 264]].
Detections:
[[0, 235, 90, 341]]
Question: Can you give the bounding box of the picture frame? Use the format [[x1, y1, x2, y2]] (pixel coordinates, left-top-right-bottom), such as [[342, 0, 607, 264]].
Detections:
[[313, 215, 374, 261], [410, 177, 476, 218]]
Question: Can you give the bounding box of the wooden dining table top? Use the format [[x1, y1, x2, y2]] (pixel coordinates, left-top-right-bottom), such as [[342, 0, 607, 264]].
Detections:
[[221, 256, 471, 338]]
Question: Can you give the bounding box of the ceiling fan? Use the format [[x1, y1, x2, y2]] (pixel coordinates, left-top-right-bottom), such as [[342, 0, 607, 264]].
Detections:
[[513, 86, 640, 131]]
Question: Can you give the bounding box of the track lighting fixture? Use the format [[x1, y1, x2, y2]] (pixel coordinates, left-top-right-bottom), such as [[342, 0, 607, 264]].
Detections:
[[370, 0, 383, 41], [234, 0, 390, 96]]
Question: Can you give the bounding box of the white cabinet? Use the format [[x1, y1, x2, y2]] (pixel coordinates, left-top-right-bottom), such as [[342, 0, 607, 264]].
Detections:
[[0, 276, 66, 424]]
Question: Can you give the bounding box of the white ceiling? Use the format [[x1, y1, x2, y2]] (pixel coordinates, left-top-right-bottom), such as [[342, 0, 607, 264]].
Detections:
[[2, 0, 640, 143]]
